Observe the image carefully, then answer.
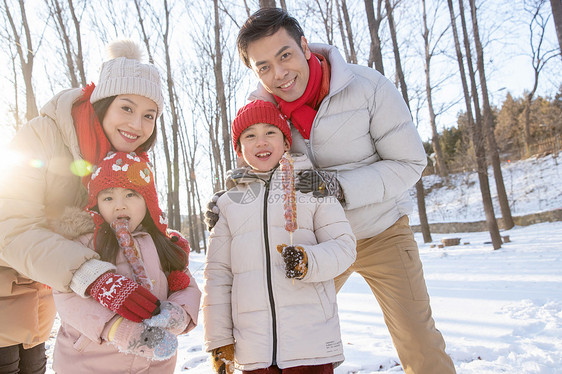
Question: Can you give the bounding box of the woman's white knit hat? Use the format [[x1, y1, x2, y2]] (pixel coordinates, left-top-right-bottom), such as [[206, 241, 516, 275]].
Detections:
[[90, 39, 164, 117]]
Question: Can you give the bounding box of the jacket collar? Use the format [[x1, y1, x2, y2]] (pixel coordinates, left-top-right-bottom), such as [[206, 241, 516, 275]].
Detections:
[[40, 88, 84, 161], [226, 167, 275, 189]]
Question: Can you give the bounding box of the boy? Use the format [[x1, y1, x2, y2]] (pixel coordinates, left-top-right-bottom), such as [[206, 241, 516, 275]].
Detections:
[[203, 100, 356, 374]]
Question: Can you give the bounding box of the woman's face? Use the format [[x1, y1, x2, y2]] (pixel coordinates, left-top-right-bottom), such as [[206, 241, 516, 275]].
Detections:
[[102, 94, 158, 152]]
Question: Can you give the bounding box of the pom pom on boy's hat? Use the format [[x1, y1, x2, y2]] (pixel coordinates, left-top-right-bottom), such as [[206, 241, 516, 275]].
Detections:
[[86, 151, 168, 240], [90, 39, 165, 117], [231, 100, 292, 156]]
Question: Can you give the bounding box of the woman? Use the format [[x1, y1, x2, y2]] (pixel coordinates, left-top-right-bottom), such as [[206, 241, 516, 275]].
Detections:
[[0, 39, 165, 373]]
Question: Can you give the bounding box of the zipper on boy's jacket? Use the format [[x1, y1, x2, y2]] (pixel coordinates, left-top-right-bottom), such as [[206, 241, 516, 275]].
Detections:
[[262, 176, 277, 366]]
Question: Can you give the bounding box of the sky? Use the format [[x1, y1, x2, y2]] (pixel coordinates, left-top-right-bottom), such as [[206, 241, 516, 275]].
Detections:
[[42, 151, 562, 373]]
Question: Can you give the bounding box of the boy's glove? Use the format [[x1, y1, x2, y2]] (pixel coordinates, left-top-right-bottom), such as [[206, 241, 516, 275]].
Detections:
[[144, 301, 189, 335], [204, 190, 226, 230], [211, 344, 235, 374], [296, 170, 345, 203], [276, 244, 308, 279], [88, 272, 159, 322], [110, 318, 178, 361]]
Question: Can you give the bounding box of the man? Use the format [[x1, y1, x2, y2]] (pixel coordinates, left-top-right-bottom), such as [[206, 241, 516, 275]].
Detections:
[[232, 7, 457, 374]]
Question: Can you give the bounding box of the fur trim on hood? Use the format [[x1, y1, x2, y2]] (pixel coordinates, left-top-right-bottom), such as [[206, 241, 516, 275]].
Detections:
[[50, 206, 95, 240]]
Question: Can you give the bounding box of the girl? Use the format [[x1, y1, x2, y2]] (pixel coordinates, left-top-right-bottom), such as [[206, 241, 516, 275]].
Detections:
[[0, 39, 165, 370], [52, 151, 201, 373]]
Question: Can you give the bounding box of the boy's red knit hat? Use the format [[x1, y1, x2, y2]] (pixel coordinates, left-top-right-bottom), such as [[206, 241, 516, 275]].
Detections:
[[231, 100, 292, 156], [86, 151, 168, 237]]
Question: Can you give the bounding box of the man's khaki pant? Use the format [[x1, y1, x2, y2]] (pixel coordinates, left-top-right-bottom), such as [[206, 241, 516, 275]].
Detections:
[[335, 216, 456, 374]]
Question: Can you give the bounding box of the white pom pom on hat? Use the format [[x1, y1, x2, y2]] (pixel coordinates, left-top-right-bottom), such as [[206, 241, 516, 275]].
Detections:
[[106, 39, 144, 61], [90, 39, 165, 117]]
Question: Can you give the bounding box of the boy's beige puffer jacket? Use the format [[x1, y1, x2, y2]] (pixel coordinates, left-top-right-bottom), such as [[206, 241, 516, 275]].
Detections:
[[203, 162, 356, 371]]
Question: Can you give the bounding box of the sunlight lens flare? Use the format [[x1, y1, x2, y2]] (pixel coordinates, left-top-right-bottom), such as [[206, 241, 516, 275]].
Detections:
[[0, 149, 26, 172], [29, 159, 44, 168], [70, 159, 93, 177]]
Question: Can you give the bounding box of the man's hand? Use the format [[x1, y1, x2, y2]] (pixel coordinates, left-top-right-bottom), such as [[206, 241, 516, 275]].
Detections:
[[204, 190, 227, 230], [88, 272, 159, 322], [295, 170, 344, 203]]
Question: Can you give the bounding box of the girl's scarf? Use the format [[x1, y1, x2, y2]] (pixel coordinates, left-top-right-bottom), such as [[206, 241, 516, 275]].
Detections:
[[274, 53, 331, 140]]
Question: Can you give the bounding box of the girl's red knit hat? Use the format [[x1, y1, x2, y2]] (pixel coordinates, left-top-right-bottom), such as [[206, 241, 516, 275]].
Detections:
[[231, 100, 292, 155], [86, 151, 168, 237]]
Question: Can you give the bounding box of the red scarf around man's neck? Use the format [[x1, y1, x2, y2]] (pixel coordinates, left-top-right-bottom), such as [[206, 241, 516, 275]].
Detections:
[[274, 53, 331, 140]]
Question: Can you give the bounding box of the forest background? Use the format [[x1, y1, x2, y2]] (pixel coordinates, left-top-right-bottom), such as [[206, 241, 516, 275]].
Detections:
[[1, 0, 561, 252]]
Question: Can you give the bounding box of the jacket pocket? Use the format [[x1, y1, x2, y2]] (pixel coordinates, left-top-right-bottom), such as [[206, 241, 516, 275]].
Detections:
[[313, 282, 335, 320], [72, 335, 91, 352], [397, 245, 429, 301]]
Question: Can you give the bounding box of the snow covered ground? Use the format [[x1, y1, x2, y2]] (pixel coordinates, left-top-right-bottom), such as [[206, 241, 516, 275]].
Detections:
[[44, 153, 562, 373]]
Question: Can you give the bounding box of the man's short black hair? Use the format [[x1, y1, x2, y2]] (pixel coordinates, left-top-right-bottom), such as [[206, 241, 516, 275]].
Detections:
[[237, 8, 305, 68]]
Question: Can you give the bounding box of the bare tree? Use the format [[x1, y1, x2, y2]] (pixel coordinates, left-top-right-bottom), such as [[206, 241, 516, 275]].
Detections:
[[421, 0, 448, 177], [447, 0, 502, 249], [190, 7, 227, 194], [3, 0, 39, 120], [384, 0, 431, 243], [522, 0, 559, 156], [213, 0, 234, 171], [335, 0, 350, 60], [68, 0, 86, 86], [339, 0, 357, 63], [314, 0, 334, 45], [364, 0, 385, 72], [161, 0, 181, 229], [45, 0, 87, 88], [469, 0, 514, 229]]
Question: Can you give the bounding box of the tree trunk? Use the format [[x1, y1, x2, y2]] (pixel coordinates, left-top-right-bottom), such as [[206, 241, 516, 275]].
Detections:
[[385, 0, 432, 242], [49, 0, 79, 87], [364, 0, 385, 73], [421, 0, 448, 177], [163, 0, 181, 229], [448, 0, 501, 249], [469, 0, 514, 229], [259, 0, 276, 8], [415, 179, 431, 243], [341, 0, 357, 64], [550, 0, 562, 56], [314, 0, 334, 45], [213, 0, 233, 171], [68, 0, 86, 86], [4, 0, 39, 120], [133, 0, 179, 228], [335, 0, 350, 62]]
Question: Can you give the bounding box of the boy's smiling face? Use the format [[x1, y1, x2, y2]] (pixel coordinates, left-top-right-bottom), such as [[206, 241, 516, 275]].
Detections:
[[236, 123, 290, 172]]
